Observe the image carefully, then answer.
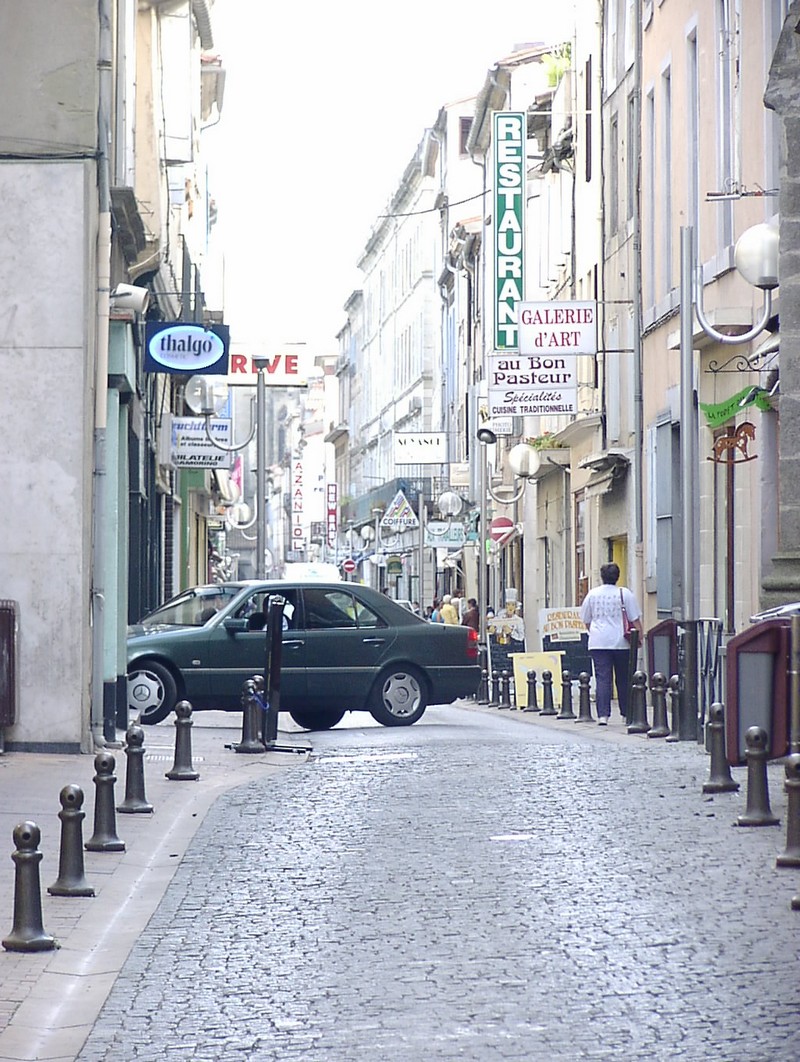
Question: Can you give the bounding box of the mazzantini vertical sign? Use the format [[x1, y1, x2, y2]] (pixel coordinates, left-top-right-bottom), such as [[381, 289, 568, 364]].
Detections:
[[493, 111, 525, 351]]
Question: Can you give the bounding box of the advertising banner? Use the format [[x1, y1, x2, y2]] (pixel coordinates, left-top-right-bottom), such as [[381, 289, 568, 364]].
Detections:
[[170, 416, 233, 468], [393, 432, 447, 464], [518, 301, 597, 356], [493, 112, 525, 350], [227, 343, 311, 387]]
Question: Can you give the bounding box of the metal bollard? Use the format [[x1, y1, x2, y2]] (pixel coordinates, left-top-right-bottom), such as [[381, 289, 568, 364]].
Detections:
[[666, 675, 680, 742], [497, 671, 511, 709], [85, 752, 125, 852], [557, 670, 576, 720], [647, 673, 670, 738], [626, 671, 651, 734], [540, 670, 557, 716], [234, 679, 265, 753], [523, 669, 539, 713], [777, 754, 800, 866], [477, 668, 490, 706], [117, 725, 154, 814], [166, 700, 200, 780], [2, 822, 56, 952], [48, 785, 94, 897], [576, 671, 593, 723], [737, 726, 780, 827], [488, 671, 500, 708], [702, 703, 740, 794]]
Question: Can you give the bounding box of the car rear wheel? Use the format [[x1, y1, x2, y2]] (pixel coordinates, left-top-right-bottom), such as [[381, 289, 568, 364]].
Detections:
[[369, 666, 427, 726], [127, 661, 177, 725], [288, 707, 346, 731]]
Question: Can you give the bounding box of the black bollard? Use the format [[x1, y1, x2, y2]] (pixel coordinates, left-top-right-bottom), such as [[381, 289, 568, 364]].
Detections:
[[235, 679, 265, 753], [488, 671, 501, 708], [647, 673, 670, 738], [557, 670, 576, 720], [85, 752, 125, 853], [626, 671, 651, 734], [523, 670, 539, 713], [117, 725, 154, 814], [477, 667, 490, 706], [666, 675, 680, 742], [540, 670, 557, 716], [509, 672, 518, 710], [702, 703, 740, 794], [737, 726, 780, 827], [576, 671, 593, 723], [497, 671, 511, 710], [48, 785, 94, 897], [166, 700, 200, 780], [2, 822, 56, 952], [777, 754, 800, 866]]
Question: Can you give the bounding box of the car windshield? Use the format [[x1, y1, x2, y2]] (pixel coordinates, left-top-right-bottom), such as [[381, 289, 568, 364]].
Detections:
[[138, 586, 243, 628]]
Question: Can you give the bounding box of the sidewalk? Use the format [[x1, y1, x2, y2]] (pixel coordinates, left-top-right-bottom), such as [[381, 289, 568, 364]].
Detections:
[[0, 714, 310, 1062]]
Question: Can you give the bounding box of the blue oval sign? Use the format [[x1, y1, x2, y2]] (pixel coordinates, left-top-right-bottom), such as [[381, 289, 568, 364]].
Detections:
[[147, 325, 226, 372]]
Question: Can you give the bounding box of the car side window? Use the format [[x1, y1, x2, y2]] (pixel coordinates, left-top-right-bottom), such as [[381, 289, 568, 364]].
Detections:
[[235, 590, 298, 631], [302, 588, 385, 630]]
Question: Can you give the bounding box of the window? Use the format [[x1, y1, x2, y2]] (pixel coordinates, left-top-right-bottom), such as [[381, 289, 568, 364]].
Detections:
[[584, 57, 593, 183], [302, 588, 384, 630], [575, 492, 587, 603], [609, 115, 619, 234], [459, 116, 472, 156], [661, 67, 672, 297]]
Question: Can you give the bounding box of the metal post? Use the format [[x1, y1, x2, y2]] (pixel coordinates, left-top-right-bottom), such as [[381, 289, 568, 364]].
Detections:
[[478, 453, 488, 650], [418, 488, 426, 611], [256, 366, 266, 579], [680, 226, 700, 741], [791, 615, 800, 754]]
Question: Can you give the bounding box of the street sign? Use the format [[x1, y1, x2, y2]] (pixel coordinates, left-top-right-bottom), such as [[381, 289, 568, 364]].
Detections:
[[342, 558, 357, 573], [490, 516, 515, 542]]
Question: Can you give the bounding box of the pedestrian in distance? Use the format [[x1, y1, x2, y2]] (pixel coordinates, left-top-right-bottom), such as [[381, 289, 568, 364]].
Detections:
[[430, 599, 443, 623], [579, 562, 643, 725], [440, 594, 459, 625], [461, 597, 480, 631]]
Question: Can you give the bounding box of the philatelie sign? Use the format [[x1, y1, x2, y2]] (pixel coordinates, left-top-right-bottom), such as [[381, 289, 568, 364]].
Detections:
[[487, 352, 578, 417], [518, 301, 597, 355], [145, 323, 230, 375], [170, 416, 232, 468], [493, 112, 525, 349]]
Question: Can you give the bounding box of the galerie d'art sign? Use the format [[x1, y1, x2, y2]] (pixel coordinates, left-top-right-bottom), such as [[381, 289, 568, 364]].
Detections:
[[144, 323, 230, 375]]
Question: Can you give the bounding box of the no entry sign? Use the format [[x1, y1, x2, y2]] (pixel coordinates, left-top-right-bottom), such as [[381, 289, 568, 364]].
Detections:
[[490, 516, 515, 543]]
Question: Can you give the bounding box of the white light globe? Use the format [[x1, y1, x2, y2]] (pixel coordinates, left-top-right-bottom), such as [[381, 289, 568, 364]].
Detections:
[[508, 442, 539, 478], [734, 223, 779, 291], [437, 490, 464, 517]]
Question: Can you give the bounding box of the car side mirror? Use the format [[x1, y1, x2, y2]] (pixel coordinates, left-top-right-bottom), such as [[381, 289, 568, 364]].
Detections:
[[223, 617, 249, 633]]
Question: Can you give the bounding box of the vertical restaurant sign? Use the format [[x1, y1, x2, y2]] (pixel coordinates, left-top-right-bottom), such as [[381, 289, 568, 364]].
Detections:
[[494, 112, 526, 350], [326, 483, 338, 550], [292, 456, 305, 552]]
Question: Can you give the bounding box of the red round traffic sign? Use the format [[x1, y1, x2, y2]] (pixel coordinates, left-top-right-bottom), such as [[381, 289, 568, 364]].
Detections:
[[342, 558, 357, 573], [489, 516, 515, 542]]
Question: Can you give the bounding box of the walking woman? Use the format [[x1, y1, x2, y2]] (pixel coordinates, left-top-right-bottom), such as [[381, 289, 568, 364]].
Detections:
[[580, 562, 643, 725]]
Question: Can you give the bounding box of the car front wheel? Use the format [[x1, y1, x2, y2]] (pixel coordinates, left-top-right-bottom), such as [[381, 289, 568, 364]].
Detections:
[[369, 666, 427, 726], [289, 707, 346, 731], [127, 661, 177, 725]]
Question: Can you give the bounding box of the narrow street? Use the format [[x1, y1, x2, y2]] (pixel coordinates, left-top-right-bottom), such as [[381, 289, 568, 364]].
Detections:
[[78, 705, 799, 1061]]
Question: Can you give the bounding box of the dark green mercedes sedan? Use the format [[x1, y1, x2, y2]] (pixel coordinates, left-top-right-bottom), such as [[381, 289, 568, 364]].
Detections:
[[127, 581, 480, 729]]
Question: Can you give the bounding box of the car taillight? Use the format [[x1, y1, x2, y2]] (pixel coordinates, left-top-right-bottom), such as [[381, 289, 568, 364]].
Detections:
[[466, 628, 479, 659]]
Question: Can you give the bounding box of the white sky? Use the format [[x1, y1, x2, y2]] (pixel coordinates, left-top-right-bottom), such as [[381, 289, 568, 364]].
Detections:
[[206, 1, 575, 356]]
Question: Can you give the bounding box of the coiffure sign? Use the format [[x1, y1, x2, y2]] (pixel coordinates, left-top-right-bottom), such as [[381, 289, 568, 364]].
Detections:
[[144, 323, 230, 375], [493, 112, 525, 350]]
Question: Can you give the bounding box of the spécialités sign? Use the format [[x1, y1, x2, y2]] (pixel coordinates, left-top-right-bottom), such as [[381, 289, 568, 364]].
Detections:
[[487, 353, 578, 417]]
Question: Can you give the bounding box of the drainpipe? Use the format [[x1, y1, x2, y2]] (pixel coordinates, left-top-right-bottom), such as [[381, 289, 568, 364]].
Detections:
[[93, 0, 113, 745], [631, 0, 644, 591]]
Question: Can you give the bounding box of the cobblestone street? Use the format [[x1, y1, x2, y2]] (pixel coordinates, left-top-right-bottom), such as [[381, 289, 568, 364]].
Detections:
[[78, 706, 800, 1061]]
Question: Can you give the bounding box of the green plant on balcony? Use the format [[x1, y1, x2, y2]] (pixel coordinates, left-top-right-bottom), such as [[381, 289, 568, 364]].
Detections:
[[525, 432, 565, 451]]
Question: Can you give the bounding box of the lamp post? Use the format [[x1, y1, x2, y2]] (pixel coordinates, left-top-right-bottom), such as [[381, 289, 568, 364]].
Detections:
[[192, 364, 268, 578], [679, 222, 778, 740], [372, 507, 383, 589]]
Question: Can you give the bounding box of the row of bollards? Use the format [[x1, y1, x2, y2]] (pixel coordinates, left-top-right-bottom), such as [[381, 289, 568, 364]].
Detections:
[[485, 662, 800, 910], [3, 703, 200, 953]]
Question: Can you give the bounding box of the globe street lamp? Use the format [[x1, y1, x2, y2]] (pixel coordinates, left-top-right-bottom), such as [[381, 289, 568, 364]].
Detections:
[[679, 221, 779, 740]]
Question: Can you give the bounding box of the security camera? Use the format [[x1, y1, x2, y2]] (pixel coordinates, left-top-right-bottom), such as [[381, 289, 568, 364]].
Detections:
[[110, 283, 150, 315], [477, 427, 498, 445]]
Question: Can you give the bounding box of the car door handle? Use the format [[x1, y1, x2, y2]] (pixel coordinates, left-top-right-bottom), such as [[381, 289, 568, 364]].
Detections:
[[362, 637, 386, 645], [283, 639, 305, 649]]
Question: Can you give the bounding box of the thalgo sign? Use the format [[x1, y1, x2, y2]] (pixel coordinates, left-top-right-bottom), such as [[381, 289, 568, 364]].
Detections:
[[493, 112, 525, 350], [144, 323, 230, 375]]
